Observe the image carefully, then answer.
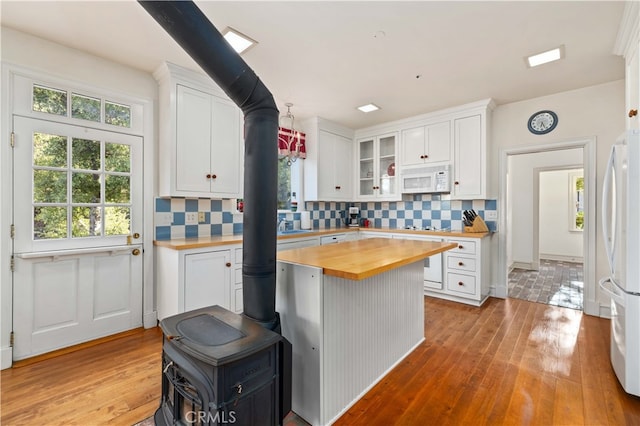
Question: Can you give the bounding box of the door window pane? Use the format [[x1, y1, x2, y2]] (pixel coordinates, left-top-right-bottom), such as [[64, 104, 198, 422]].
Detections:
[[71, 93, 101, 122], [72, 138, 101, 170], [72, 172, 101, 203], [33, 85, 67, 116], [105, 143, 130, 172], [105, 101, 131, 128], [72, 206, 102, 237], [33, 132, 67, 168], [105, 175, 130, 203], [105, 206, 130, 235], [33, 170, 67, 203], [34, 206, 67, 239]]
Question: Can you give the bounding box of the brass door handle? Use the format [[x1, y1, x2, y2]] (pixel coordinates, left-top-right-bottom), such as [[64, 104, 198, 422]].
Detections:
[[132, 248, 141, 256]]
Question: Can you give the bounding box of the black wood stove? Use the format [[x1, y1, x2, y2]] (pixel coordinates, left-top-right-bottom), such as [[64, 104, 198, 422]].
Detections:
[[139, 1, 293, 424], [154, 306, 291, 425]]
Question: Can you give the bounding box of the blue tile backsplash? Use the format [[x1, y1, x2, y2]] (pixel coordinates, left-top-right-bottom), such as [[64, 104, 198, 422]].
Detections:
[[154, 194, 498, 240]]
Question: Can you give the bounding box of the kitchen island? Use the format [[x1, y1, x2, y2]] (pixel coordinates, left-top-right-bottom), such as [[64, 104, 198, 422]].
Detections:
[[276, 237, 456, 425]]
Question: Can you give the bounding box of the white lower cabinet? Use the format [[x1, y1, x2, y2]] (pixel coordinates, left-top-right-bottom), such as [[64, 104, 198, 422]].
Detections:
[[157, 245, 238, 320], [428, 236, 491, 306]]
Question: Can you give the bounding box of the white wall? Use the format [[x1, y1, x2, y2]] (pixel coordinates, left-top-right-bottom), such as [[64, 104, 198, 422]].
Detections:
[[492, 79, 625, 314], [539, 169, 584, 261], [508, 150, 583, 266], [0, 27, 159, 368]]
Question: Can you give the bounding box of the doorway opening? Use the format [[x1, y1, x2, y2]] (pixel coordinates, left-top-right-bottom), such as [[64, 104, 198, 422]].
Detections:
[[499, 139, 596, 315]]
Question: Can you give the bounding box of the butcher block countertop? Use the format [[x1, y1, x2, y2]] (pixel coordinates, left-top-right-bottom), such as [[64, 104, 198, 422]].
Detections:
[[154, 227, 489, 250], [277, 237, 457, 281]]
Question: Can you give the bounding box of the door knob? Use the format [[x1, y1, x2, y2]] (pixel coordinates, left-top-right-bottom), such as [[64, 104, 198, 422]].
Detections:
[[133, 233, 140, 239], [132, 248, 141, 256]]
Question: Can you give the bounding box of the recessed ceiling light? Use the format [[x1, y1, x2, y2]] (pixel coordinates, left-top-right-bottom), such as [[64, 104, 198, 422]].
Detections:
[[222, 27, 257, 54], [526, 46, 564, 68], [357, 103, 380, 113]]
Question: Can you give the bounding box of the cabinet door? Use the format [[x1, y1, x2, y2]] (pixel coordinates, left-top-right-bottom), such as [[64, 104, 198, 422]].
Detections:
[[400, 126, 426, 167], [358, 138, 376, 197], [184, 250, 231, 312], [211, 96, 242, 196], [176, 85, 213, 193], [627, 43, 639, 130], [378, 134, 397, 197], [333, 133, 353, 200], [425, 121, 451, 163], [453, 114, 483, 199]]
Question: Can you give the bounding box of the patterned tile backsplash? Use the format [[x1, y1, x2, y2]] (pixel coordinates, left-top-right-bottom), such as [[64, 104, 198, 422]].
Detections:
[[154, 194, 497, 240]]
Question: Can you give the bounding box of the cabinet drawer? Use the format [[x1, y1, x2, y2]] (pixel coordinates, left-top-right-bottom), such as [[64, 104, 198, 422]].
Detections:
[[446, 272, 476, 296], [447, 256, 476, 272], [449, 240, 476, 255], [235, 247, 243, 264], [321, 234, 346, 245]]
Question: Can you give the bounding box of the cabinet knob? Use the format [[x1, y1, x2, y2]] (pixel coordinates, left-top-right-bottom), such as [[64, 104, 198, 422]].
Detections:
[[629, 109, 638, 118], [206, 174, 211, 179], [458, 245, 464, 249], [335, 186, 341, 190], [211, 174, 217, 179], [454, 181, 460, 185], [225, 262, 231, 267], [458, 281, 464, 286], [458, 261, 464, 266], [420, 155, 425, 159], [424, 154, 428, 159]]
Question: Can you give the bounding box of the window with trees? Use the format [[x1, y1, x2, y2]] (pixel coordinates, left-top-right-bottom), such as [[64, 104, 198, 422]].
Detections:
[[569, 171, 584, 231]]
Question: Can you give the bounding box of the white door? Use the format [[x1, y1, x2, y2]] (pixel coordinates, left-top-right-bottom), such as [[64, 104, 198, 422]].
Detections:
[[12, 116, 143, 360]]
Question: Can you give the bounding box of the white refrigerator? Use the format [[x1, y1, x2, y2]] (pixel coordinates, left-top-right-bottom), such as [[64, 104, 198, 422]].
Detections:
[[600, 129, 640, 396]]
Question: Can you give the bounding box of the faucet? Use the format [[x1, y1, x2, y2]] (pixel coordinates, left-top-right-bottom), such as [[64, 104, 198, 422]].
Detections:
[[278, 218, 290, 232]]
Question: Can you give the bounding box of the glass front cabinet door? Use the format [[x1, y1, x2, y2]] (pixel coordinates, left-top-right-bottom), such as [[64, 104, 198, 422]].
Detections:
[[357, 132, 398, 200]]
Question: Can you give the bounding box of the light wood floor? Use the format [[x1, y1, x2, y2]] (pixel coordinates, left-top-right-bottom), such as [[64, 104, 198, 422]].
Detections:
[[2, 297, 640, 425]]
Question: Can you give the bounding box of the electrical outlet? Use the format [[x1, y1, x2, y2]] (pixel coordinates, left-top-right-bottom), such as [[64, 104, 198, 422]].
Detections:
[[156, 212, 172, 226], [185, 212, 198, 225], [198, 211, 206, 223], [485, 211, 497, 220]]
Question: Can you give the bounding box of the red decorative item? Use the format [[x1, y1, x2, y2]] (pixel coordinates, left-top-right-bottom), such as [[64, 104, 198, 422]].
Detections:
[[387, 162, 395, 177]]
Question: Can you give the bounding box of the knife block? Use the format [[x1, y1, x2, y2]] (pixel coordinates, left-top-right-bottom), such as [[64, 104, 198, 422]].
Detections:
[[464, 216, 489, 233]]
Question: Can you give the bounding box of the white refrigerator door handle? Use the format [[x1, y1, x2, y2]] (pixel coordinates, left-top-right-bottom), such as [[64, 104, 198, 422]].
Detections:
[[602, 145, 616, 271], [599, 277, 625, 307]]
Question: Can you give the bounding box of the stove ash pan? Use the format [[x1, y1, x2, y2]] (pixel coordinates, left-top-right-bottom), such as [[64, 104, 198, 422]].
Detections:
[[154, 306, 291, 426]]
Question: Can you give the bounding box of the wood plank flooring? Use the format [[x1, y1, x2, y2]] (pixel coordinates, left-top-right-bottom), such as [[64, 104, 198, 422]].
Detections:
[[2, 297, 640, 425]]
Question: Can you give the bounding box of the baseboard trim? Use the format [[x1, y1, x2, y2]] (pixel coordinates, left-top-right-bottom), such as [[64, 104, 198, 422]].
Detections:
[[11, 327, 146, 368], [1, 346, 13, 370], [143, 311, 158, 329], [539, 253, 584, 263], [511, 261, 536, 271]]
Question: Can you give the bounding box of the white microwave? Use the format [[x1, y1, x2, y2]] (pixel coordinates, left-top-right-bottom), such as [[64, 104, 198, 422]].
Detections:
[[400, 164, 451, 194]]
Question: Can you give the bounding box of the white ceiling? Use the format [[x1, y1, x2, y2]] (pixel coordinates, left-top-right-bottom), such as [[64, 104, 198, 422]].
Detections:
[[0, 1, 627, 129]]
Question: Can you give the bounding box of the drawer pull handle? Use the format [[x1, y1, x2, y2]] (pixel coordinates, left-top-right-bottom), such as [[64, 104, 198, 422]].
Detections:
[[335, 186, 341, 190], [458, 245, 464, 249], [458, 281, 464, 286], [458, 261, 464, 266], [225, 262, 231, 267]]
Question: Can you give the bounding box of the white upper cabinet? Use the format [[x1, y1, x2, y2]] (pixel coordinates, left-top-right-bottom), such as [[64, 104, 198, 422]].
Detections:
[[357, 132, 399, 200], [452, 114, 484, 199], [155, 62, 243, 198], [400, 120, 451, 167], [303, 117, 354, 201], [615, 2, 640, 130]]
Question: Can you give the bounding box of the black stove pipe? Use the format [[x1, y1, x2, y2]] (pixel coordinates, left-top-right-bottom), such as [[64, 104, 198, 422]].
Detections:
[[139, 1, 280, 331]]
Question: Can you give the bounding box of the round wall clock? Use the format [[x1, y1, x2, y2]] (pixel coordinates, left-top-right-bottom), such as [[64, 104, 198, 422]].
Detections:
[[527, 110, 558, 135]]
